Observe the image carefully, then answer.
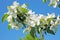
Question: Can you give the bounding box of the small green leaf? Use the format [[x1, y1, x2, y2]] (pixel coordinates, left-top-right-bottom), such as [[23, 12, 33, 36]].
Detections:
[[17, 6, 28, 13], [12, 17, 15, 22], [58, 4, 60, 8], [30, 27, 36, 38], [25, 34, 34, 40], [8, 24, 11, 30], [40, 19, 44, 23], [20, 8, 28, 13], [47, 18, 53, 23], [7, 6, 10, 10], [2, 14, 9, 23], [43, 0, 47, 3], [25, 4, 29, 6], [37, 27, 40, 34], [48, 2, 55, 6], [46, 28, 55, 35]]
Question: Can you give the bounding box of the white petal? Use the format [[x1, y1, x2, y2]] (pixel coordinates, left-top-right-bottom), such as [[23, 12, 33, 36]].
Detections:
[[13, 1, 19, 7], [10, 6, 15, 9], [50, 20, 54, 24], [7, 15, 13, 22], [30, 21, 35, 27], [21, 4, 27, 8], [53, 2, 57, 8], [37, 20, 40, 25]]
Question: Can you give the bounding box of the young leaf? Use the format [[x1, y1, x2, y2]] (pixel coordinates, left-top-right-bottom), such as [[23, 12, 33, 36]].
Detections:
[[58, 4, 60, 8], [2, 14, 9, 23], [25, 4, 29, 6], [8, 24, 11, 30], [47, 18, 53, 23], [48, 2, 55, 6], [25, 34, 34, 40], [36, 25, 40, 34], [46, 28, 55, 35], [43, 0, 47, 3], [30, 27, 36, 38], [17, 6, 28, 13], [20, 7, 28, 13]]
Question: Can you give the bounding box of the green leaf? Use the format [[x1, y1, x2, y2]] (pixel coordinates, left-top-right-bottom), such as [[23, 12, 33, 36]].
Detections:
[[20, 7, 28, 13], [24, 34, 39, 40], [12, 17, 15, 22], [19, 34, 40, 40], [36, 25, 40, 34], [25, 34, 34, 40], [43, 0, 47, 3], [2, 14, 9, 23], [25, 4, 29, 6], [47, 18, 53, 23], [17, 6, 28, 13], [58, 4, 60, 8], [48, 2, 55, 6], [8, 24, 11, 30], [30, 27, 36, 38], [40, 19, 44, 23], [46, 28, 55, 35]]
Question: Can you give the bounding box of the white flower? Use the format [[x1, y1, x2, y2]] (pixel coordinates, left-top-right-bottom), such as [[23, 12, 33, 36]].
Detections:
[[23, 26, 31, 33], [7, 15, 13, 22], [10, 22, 19, 30], [27, 10, 36, 21], [36, 20, 40, 25], [21, 4, 27, 8], [14, 8, 17, 13], [29, 21, 35, 27], [56, 15, 60, 24], [53, 1, 57, 8], [57, 15, 60, 20], [49, 0, 59, 8], [56, 0, 59, 2], [38, 14, 43, 18], [10, 6, 16, 10], [10, 1, 19, 10], [50, 20, 54, 24], [38, 14, 45, 19], [54, 15, 60, 26], [28, 10, 35, 14], [47, 13, 55, 18], [7, 11, 17, 18], [50, 20, 54, 30], [13, 1, 19, 7], [54, 20, 58, 26]]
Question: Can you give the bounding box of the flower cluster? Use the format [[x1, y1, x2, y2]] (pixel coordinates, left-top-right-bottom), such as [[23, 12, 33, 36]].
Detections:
[[2, 1, 28, 30], [43, 0, 59, 8], [49, 0, 59, 8], [2, 1, 60, 35]]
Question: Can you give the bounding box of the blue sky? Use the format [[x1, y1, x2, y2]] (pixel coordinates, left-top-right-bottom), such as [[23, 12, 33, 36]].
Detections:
[[0, 0, 60, 40]]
